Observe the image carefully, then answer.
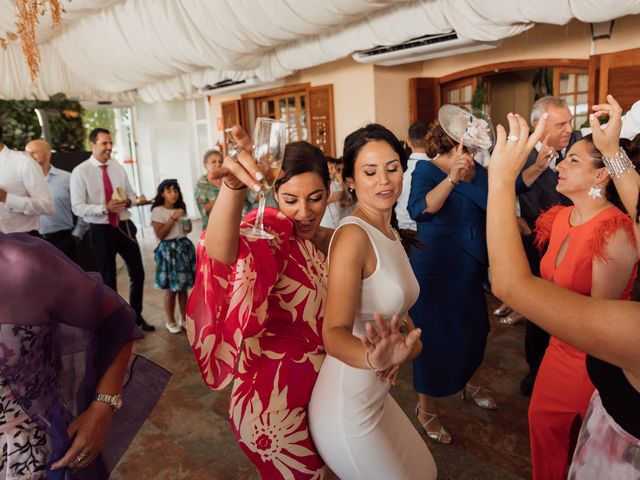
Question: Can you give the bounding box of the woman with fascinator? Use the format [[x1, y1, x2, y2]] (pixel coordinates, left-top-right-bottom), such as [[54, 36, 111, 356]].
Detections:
[[407, 106, 548, 443]]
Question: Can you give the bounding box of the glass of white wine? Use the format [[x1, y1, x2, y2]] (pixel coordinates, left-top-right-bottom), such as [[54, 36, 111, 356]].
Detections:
[[241, 117, 288, 240]]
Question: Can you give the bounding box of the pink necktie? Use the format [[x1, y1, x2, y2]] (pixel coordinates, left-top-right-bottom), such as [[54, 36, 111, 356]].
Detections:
[[100, 165, 119, 227]]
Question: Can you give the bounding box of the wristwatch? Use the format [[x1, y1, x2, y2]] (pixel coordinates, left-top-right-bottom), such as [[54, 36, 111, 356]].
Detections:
[[101, 205, 109, 215], [94, 392, 123, 411]]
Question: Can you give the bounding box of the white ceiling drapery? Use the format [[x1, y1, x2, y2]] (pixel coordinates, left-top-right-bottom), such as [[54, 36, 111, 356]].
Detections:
[[1, 0, 639, 102]]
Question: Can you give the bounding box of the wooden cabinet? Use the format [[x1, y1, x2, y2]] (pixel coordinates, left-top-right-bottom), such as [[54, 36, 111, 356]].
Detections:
[[409, 78, 440, 125], [237, 82, 336, 157], [308, 84, 335, 157]]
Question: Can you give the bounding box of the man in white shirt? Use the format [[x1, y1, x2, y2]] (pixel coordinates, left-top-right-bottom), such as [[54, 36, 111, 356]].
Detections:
[[320, 157, 346, 229], [70, 128, 154, 332], [0, 126, 53, 234], [395, 121, 430, 248], [26, 139, 86, 261]]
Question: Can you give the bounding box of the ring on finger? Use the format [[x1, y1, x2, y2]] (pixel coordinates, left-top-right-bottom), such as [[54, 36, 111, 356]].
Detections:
[[75, 451, 88, 463], [228, 144, 244, 163], [507, 135, 519, 142]]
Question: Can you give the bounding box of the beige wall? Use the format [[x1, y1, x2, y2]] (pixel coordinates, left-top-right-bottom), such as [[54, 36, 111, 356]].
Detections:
[[418, 16, 640, 78], [593, 15, 640, 55], [207, 58, 375, 155], [207, 15, 640, 153], [291, 58, 375, 155], [373, 63, 423, 140]]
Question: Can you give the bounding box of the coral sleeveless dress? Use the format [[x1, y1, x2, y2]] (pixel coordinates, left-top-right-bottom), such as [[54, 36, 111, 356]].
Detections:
[[529, 205, 637, 480], [308, 217, 437, 480]]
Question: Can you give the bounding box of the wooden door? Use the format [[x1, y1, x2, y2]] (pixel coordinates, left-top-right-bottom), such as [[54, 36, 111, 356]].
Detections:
[[409, 78, 440, 124], [221, 99, 243, 154], [308, 84, 335, 157], [597, 48, 640, 111]]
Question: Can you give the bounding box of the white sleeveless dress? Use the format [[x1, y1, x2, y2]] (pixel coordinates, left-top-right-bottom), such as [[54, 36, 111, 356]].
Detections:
[[308, 216, 437, 480]]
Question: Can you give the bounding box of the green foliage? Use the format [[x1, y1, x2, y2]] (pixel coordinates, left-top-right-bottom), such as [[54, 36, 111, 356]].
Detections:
[[83, 108, 116, 150], [471, 83, 487, 113], [532, 68, 554, 100], [0, 93, 84, 151]]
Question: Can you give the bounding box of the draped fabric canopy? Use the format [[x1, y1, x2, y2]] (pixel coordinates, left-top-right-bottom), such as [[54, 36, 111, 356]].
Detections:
[[1, 0, 639, 102]]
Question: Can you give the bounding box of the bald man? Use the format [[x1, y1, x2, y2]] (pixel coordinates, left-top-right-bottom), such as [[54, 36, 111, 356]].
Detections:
[[0, 126, 53, 234], [26, 139, 84, 260]]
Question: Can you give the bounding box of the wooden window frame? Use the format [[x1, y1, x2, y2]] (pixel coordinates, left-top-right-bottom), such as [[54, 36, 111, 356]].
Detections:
[[553, 68, 589, 129]]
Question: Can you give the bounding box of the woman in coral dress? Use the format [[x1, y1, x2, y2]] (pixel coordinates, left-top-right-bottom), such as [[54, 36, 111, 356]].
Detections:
[[187, 133, 334, 479], [528, 134, 638, 479]]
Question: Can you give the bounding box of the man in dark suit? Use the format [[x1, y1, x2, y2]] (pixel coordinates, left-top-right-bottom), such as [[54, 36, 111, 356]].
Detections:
[[518, 96, 582, 395]]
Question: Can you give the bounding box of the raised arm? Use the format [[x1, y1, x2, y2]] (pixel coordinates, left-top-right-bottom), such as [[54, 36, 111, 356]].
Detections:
[[204, 126, 263, 264], [592, 95, 640, 220], [487, 112, 640, 379], [520, 135, 554, 187]]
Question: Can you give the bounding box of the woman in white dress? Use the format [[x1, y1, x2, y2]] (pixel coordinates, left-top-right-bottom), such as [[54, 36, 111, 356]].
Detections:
[[309, 124, 437, 479]]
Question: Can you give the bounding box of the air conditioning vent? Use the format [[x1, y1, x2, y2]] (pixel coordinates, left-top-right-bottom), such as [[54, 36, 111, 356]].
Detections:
[[352, 33, 501, 66], [198, 78, 285, 96]]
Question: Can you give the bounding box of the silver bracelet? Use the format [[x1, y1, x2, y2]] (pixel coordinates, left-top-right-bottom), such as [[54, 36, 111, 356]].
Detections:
[[603, 147, 635, 178], [365, 350, 380, 372]]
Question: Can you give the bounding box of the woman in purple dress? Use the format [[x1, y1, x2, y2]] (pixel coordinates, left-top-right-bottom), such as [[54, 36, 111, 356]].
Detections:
[[0, 232, 170, 479]]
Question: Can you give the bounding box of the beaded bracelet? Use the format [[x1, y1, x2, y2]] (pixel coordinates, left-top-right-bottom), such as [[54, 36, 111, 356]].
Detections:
[[602, 147, 635, 178]]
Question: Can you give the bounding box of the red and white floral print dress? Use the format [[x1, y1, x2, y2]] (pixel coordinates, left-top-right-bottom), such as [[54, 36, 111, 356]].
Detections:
[[187, 208, 327, 479]]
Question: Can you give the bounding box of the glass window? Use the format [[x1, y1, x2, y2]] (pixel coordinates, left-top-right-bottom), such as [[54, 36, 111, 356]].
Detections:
[[254, 91, 309, 143], [556, 70, 589, 129]]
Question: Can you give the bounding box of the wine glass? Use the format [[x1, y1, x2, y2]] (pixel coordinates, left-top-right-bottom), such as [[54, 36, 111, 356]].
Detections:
[[241, 117, 288, 240]]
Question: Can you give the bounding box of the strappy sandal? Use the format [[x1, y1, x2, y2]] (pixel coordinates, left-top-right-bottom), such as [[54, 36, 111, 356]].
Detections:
[[415, 404, 452, 444], [460, 383, 497, 410]]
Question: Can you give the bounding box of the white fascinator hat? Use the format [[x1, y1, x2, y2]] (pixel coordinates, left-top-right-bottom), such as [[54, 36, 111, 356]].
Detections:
[[438, 104, 495, 151]]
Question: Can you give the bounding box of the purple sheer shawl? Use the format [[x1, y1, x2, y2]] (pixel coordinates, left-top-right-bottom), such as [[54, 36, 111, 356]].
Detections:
[[0, 233, 171, 479]]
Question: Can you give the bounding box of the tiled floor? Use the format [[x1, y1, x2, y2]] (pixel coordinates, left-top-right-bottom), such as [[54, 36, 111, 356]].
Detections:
[[110, 226, 533, 480]]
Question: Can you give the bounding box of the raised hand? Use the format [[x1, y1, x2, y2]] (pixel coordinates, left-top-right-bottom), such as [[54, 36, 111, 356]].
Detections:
[[488, 112, 547, 186], [360, 313, 422, 372], [591, 94, 623, 158], [450, 140, 474, 184], [533, 135, 555, 171], [212, 125, 263, 192]]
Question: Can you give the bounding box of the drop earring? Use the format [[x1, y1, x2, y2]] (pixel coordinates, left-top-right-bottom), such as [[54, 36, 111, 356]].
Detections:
[[588, 185, 602, 200]]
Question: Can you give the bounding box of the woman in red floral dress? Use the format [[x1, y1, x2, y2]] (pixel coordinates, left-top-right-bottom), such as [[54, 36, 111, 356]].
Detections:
[[186, 132, 334, 479]]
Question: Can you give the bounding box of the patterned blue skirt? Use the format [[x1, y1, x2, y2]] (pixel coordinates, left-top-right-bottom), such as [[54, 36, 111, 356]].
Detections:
[[154, 237, 196, 292]]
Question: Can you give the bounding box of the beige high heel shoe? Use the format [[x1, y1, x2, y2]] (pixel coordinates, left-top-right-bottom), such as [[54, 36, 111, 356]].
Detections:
[[460, 383, 497, 410], [415, 404, 452, 444]]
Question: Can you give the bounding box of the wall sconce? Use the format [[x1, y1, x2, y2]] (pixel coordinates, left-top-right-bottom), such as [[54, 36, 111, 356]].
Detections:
[[591, 21, 614, 41]]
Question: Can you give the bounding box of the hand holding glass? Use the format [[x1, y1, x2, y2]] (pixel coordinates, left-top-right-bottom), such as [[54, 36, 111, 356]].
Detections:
[[241, 118, 288, 239]]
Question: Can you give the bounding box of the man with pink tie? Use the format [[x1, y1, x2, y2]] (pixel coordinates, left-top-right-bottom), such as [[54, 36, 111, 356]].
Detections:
[[70, 128, 154, 332]]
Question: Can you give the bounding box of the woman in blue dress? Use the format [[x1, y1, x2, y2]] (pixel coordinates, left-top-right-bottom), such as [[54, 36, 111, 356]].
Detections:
[[408, 107, 538, 444]]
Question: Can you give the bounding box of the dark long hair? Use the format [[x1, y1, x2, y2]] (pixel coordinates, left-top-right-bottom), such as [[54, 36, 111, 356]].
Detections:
[[342, 124, 420, 251], [151, 179, 187, 211], [579, 135, 640, 213], [274, 141, 330, 191], [342, 123, 408, 180]]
